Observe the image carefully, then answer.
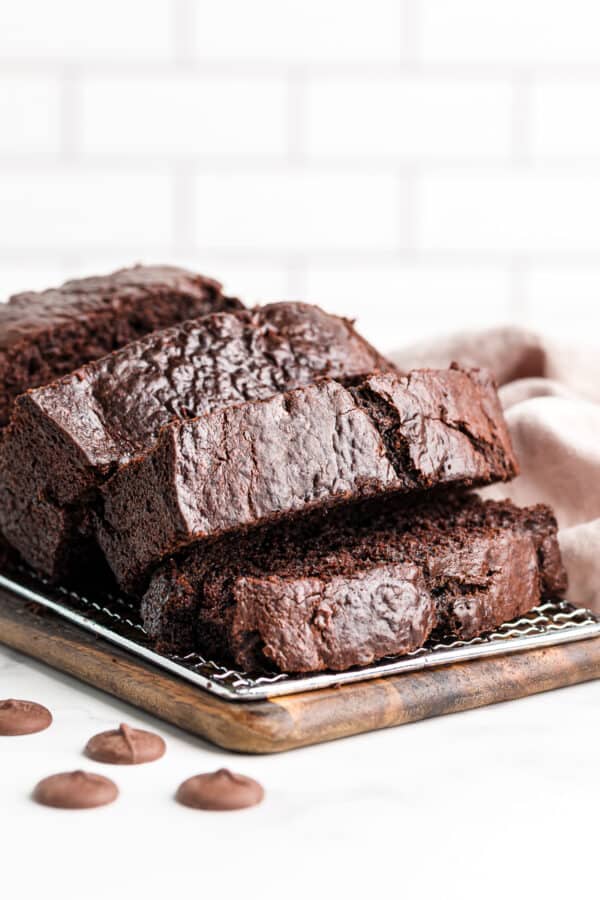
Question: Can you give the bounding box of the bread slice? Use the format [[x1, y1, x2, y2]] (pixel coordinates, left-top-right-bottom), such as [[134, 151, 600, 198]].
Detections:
[[98, 365, 517, 592], [0, 264, 239, 428], [0, 302, 393, 580], [141, 495, 566, 673]]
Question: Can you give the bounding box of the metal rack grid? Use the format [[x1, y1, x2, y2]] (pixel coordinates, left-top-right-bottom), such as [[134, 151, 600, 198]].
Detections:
[[2, 568, 599, 701]]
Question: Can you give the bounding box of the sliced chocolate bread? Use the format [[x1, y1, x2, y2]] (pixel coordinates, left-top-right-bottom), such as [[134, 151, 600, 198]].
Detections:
[[141, 495, 566, 673], [0, 264, 240, 428], [0, 302, 393, 580], [98, 365, 517, 592]]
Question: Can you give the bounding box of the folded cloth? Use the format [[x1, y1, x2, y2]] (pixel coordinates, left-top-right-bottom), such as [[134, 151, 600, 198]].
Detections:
[[393, 328, 600, 612]]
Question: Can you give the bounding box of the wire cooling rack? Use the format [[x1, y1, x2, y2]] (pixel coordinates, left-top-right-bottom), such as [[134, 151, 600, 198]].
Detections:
[[1, 567, 599, 701]]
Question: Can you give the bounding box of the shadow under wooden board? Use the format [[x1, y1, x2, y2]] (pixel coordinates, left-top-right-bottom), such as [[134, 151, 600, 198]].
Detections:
[[1, 588, 599, 754]]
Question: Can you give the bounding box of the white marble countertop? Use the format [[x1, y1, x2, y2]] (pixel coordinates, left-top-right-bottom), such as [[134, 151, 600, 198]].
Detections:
[[2, 641, 598, 900]]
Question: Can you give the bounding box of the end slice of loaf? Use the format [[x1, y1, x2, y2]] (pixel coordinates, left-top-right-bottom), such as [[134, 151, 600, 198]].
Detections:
[[141, 495, 566, 674], [0, 264, 240, 427]]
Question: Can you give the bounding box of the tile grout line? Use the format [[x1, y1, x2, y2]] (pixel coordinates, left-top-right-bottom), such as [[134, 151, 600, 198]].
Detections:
[[400, 168, 419, 253], [3, 247, 600, 266], [59, 64, 83, 159], [9, 154, 600, 172], [171, 0, 196, 66], [508, 256, 531, 322], [286, 66, 308, 164], [6, 59, 600, 77], [511, 69, 534, 166], [401, 0, 421, 65], [286, 257, 309, 299], [171, 165, 196, 255]]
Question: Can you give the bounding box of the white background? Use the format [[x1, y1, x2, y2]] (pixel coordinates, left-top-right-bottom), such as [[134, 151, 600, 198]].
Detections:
[[1, 4, 599, 898], [2, 643, 598, 900], [2, 0, 600, 352]]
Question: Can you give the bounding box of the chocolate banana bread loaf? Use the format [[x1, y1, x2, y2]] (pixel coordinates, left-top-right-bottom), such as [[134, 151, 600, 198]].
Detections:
[[99, 365, 517, 592], [0, 302, 393, 579], [141, 495, 566, 673], [0, 264, 240, 427]]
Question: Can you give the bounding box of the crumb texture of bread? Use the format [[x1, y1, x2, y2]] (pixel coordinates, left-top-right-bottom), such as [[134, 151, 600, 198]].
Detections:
[[141, 495, 566, 673]]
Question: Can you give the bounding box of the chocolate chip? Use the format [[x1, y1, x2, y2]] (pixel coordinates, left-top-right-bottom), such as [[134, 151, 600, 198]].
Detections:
[[85, 723, 165, 765], [176, 769, 264, 811], [33, 771, 118, 809], [0, 699, 52, 736]]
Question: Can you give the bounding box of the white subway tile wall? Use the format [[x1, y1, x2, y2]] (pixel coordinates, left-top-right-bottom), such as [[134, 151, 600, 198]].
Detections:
[[81, 76, 289, 157], [193, 171, 403, 251], [306, 77, 514, 160], [193, 0, 408, 64], [0, 0, 173, 61], [0, 0, 598, 351], [0, 76, 61, 153], [421, 0, 600, 65]]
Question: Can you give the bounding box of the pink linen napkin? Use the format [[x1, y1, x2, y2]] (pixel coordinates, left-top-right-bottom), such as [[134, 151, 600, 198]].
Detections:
[[393, 328, 600, 612]]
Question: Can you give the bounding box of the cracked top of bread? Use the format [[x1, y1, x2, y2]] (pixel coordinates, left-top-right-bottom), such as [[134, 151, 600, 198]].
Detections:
[[98, 365, 518, 591], [0, 263, 241, 426], [17, 301, 393, 470], [0, 301, 394, 579]]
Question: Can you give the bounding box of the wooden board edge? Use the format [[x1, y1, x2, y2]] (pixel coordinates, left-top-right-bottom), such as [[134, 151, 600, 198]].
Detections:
[[1, 589, 599, 754]]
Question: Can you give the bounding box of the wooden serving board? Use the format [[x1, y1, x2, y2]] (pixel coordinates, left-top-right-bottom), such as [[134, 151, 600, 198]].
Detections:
[[1, 587, 599, 754]]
